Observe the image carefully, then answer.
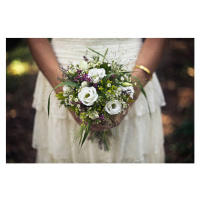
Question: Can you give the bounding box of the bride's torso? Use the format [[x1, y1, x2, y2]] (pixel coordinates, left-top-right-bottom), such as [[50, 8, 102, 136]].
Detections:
[[51, 38, 143, 70], [33, 38, 165, 118]]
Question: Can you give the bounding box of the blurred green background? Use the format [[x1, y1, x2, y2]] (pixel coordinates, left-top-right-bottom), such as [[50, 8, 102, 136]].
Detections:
[[6, 38, 194, 163]]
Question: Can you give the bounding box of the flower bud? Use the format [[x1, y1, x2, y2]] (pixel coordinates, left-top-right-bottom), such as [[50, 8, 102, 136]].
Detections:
[[68, 69, 75, 75], [121, 82, 133, 87], [79, 60, 89, 71], [81, 81, 88, 88]]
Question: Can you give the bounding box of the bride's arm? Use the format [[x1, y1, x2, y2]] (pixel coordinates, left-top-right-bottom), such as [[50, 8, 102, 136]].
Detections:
[[27, 38, 82, 124], [107, 38, 168, 129], [131, 38, 168, 100], [27, 38, 62, 93]]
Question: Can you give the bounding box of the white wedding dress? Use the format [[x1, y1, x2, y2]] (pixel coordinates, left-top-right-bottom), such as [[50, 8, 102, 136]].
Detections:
[[32, 38, 166, 163]]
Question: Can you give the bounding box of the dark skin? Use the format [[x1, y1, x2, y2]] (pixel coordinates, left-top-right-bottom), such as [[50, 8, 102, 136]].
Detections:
[[27, 38, 167, 131]]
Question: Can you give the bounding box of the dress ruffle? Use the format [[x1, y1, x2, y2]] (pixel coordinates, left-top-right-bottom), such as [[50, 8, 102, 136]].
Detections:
[[33, 107, 165, 163], [32, 38, 166, 163]]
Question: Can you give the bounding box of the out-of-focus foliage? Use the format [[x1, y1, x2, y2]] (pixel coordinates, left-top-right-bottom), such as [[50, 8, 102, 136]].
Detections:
[[164, 106, 194, 163], [6, 38, 38, 76], [6, 38, 38, 163], [157, 38, 194, 163]]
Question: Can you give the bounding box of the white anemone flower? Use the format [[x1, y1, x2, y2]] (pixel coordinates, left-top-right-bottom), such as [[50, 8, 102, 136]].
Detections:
[[88, 68, 106, 83], [78, 86, 98, 106], [105, 100, 122, 115]]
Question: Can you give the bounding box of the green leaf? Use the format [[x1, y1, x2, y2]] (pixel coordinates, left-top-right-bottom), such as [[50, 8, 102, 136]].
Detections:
[[57, 97, 65, 100], [88, 48, 108, 62], [103, 48, 108, 63], [55, 92, 64, 98], [47, 81, 79, 117], [81, 130, 89, 147], [121, 82, 133, 87], [127, 99, 135, 103], [81, 121, 92, 147], [102, 73, 116, 84], [78, 126, 85, 145]]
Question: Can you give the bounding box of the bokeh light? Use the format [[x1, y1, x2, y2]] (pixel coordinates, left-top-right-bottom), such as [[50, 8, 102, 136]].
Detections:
[[187, 67, 194, 77], [7, 60, 38, 75]]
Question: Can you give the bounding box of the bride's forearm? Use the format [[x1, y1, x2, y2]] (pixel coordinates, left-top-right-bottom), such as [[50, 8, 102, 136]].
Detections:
[[27, 38, 62, 93], [129, 38, 167, 104], [132, 38, 168, 86], [27, 38, 79, 121], [136, 38, 167, 72]]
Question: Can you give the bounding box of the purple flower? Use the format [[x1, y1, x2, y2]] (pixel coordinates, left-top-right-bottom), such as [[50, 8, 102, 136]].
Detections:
[[83, 56, 89, 62], [92, 83, 98, 89], [111, 74, 116, 79], [77, 69, 83, 74], [99, 114, 105, 121], [81, 73, 92, 83], [60, 65, 69, 72]]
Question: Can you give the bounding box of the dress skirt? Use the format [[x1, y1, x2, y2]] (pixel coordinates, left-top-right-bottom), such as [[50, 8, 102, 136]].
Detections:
[[32, 38, 166, 163]]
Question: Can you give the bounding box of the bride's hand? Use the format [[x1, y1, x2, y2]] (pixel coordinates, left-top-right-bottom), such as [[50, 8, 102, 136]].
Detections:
[[69, 109, 128, 131], [90, 108, 129, 132], [69, 108, 129, 132]]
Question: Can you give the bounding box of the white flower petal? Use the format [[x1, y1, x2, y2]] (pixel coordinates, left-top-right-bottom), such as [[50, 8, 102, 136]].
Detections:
[[121, 86, 134, 99], [78, 86, 98, 106], [105, 100, 122, 115], [88, 68, 106, 83], [79, 60, 89, 71], [81, 81, 88, 88]]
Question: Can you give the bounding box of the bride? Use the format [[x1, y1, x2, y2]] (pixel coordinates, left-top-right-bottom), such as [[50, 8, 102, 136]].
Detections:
[[27, 38, 167, 163]]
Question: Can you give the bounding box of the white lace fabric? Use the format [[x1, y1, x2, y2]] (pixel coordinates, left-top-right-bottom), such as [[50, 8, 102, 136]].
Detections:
[[32, 38, 166, 163]]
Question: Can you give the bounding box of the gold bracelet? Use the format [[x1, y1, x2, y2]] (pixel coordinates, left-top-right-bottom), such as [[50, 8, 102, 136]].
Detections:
[[134, 64, 152, 80]]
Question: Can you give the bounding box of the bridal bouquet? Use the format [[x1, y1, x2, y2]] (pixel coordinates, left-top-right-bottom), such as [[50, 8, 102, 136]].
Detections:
[[48, 48, 149, 151]]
